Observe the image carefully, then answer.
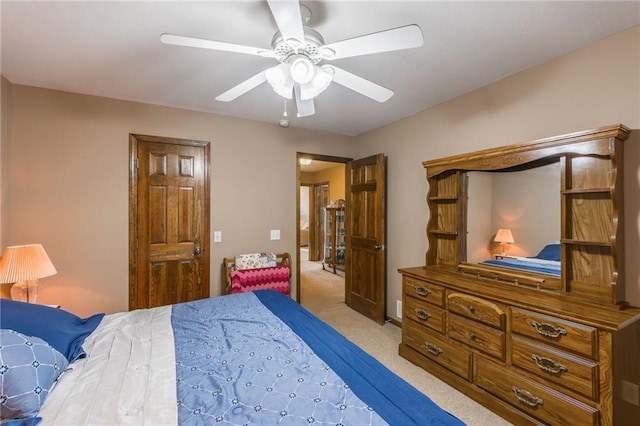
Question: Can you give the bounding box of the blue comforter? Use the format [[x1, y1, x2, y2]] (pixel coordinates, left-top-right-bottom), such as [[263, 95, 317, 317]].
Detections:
[[484, 258, 560, 276], [171, 291, 463, 425]]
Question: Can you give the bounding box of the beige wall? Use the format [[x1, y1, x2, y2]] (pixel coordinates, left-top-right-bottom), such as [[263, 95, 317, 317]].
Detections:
[[0, 76, 12, 298], [2, 25, 639, 318], [300, 164, 346, 204], [356, 25, 640, 319], [4, 86, 356, 315], [1, 77, 11, 253]]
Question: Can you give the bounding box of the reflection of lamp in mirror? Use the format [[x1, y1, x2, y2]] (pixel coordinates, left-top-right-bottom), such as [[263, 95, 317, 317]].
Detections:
[[0, 244, 57, 303], [494, 229, 515, 256]]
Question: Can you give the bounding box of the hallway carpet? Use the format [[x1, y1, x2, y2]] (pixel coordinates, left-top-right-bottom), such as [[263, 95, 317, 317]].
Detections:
[[299, 248, 512, 426]]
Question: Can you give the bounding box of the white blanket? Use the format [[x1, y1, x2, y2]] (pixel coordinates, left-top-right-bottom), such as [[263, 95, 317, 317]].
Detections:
[[39, 306, 177, 425]]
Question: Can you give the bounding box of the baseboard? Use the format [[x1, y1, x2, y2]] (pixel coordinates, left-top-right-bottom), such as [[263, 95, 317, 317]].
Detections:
[[386, 316, 402, 328]]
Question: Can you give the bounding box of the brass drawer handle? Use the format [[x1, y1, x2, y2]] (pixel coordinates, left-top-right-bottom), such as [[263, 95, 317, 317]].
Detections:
[[532, 354, 568, 375], [512, 386, 544, 407], [414, 286, 432, 297], [530, 320, 568, 338], [425, 341, 443, 356], [414, 308, 432, 321], [468, 305, 475, 314], [469, 332, 477, 341]]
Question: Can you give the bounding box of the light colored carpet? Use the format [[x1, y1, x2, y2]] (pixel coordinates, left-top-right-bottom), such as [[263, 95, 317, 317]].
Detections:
[[299, 248, 513, 426]]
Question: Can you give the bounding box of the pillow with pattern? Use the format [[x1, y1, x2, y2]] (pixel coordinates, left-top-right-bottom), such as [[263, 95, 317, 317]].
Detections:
[[0, 329, 69, 421], [234, 252, 277, 270], [0, 299, 104, 363]]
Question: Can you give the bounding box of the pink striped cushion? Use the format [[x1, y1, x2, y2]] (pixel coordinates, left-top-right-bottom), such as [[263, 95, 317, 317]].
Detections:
[[230, 266, 290, 295]]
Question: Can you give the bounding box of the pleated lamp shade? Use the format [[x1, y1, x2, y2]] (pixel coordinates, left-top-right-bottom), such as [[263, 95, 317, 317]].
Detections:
[[494, 229, 515, 244], [0, 244, 57, 302]]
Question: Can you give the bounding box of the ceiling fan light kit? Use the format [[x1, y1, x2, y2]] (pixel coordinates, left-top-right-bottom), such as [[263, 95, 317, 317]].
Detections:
[[161, 0, 424, 121], [290, 56, 315, 83], [265, 63, 294, 98]]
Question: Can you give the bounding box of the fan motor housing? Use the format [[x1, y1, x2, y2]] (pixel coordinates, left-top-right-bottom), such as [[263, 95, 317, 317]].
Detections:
[[271, 27, 325, 64]]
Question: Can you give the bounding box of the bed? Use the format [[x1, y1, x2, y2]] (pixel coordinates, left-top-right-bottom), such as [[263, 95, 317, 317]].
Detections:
[[482, 243, 561, 276], [1, 291, 463, 425]]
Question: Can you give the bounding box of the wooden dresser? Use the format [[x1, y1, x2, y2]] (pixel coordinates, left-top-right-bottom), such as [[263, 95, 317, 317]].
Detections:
[[399, 125, 640, 425]]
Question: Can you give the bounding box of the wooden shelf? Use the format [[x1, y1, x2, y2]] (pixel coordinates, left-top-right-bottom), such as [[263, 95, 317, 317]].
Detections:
[[429, 230, 459, 236], [561, 239, 612, 247], [561, 188, 612, 194], [428, 196, 459, 201]]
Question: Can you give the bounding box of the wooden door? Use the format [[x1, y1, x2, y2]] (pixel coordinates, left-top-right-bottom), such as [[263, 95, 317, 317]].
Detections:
[[309, 183, 329, 261], [345, 154, 386, 324], [129, 134, 210, 310]]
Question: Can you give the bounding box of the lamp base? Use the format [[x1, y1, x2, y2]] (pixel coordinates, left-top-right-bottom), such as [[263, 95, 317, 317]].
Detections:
[[10, 280, 39, 303]]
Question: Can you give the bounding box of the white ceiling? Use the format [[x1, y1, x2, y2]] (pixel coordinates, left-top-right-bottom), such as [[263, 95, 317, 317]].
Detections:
[[2, 1, 638, 136]]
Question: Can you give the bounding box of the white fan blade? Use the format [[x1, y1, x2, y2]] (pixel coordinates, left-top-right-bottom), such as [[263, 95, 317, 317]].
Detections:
[[322, 25, 423, 60], [329, 66, 394, 103], [215, 70, 268, 102], [294, 85, 315, 117], [267, 0, 305, 47], [161, 33, 271, 57]]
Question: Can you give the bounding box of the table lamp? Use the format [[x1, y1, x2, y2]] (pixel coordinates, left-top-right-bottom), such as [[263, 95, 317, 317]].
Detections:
[[0, 244, 57, 303], [494, 229, 515, 256]]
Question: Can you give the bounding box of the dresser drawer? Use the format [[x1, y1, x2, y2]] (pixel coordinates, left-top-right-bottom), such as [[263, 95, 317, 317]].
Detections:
[[404, 320, 472, 380], [448, 313, 505, 360], [511, 307, 597, 358], [447, 292, 506, 330], [404, 296, 446, 334], [475, 356, 599, 426], [511, 336, 597, 400], [403, 276, 445, 307]]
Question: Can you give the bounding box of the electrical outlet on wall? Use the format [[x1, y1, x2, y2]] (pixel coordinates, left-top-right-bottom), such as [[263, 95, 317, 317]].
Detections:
[[396, 300, 402, 318], [270, 230, 280, 240], [213, 231, 222, 243]]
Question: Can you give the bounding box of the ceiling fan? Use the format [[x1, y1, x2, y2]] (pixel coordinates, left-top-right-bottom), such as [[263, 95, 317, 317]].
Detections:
[[160, 0, 424, 118]]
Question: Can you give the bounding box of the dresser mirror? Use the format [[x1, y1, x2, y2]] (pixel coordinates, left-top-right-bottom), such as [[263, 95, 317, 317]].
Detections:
[[466, 161, 561, 270]]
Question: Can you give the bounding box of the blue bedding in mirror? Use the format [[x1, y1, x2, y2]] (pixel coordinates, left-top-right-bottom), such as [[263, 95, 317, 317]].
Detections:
[[483, 244, 561, 276]]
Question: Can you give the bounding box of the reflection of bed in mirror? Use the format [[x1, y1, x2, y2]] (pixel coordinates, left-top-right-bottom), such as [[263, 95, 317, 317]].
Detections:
[[466, 161, 561, 269], [482, 243, 560, 276]]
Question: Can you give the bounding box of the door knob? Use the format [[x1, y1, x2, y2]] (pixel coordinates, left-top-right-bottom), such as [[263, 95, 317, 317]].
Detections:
[[374, 244, 385, 250]]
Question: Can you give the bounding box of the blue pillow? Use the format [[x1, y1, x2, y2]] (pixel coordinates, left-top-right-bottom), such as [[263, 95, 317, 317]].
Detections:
[[0, 300, 104, 363], [535, 244, 561, 261], [0, 329, 69, 422]]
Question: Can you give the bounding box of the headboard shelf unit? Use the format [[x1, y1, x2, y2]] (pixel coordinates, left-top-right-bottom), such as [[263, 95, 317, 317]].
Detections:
[[425, 169, 466, 268], [400, 125, 640, 425], [422, 123, 630, 306]]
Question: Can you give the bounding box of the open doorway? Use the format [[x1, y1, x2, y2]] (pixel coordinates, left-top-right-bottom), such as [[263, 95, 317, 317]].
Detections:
[[296, 153, 351, 312]]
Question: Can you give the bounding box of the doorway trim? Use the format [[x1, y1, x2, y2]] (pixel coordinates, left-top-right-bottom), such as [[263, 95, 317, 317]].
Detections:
[[296, 152, 352, 303]]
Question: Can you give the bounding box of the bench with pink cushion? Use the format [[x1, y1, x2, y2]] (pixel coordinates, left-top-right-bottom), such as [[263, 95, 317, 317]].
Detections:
[[221, 252, 291, 295]]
